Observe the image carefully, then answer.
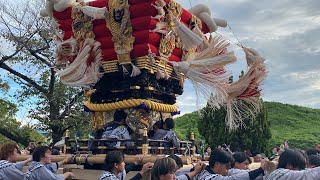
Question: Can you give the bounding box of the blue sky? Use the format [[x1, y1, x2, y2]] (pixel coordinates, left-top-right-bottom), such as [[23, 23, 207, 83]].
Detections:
[[1, 0, 320, 122]]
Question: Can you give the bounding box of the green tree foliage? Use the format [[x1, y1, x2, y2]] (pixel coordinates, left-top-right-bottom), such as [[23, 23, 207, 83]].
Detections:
[[0, 98, 45, 146], [174, 111, 205, 146], [0, 0, 90, 145], [0, 79, 9, 93], [197, 100, 271, 154]]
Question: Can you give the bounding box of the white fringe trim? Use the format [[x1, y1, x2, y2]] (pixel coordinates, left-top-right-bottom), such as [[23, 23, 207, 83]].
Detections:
[[208, 48, 267, 130], [156, 67, 165, 79], [174, 18, 204, 50], [130, 63, 141, 77], [54, 0, 76, 12], [122, 65, 129, 75], [194, 35, 230, 60]]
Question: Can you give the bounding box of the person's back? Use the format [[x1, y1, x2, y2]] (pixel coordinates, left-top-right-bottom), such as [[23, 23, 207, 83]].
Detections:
[[102, 110, 132, 147], [196, 148, 265, 180], [266, 167, 320, 180], [151, 118, 180, 148]]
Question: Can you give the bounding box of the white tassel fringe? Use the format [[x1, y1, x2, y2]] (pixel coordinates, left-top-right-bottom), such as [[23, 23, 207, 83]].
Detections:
[[130, 63, 141, 77], [174, 18, 204, 50]]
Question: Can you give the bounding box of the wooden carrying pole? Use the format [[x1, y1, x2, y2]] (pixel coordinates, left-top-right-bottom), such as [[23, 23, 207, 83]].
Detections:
[[16, 154, 191, 165]]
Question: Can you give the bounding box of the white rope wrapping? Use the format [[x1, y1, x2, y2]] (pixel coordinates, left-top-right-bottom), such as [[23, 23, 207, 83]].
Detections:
[[81, 6, 107, 19], [174, 18, 204, 50], [59, 39, 103, 87]]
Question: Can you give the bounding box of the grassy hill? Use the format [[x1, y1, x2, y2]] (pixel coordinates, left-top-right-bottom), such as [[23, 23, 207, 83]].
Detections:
[[266, 102, 320, 149], [174, 101, 320, 150]]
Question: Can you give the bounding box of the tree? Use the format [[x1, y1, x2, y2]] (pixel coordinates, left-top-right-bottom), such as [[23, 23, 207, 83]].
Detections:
[[0, 78, 9, 93], [0, 98, 45, 146], [0, 0, 90, 145], [198, 100, 271, 154]]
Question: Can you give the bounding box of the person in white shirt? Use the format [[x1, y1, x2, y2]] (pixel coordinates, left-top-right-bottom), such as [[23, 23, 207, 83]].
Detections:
[[266, 149, 320, 180], [151, 157, 204, 180], [102, 110, 133, 147], [24, 146, 74, 180], [0, 142, 31, 180], [151, 118, 180, 148], [196, 148, 265, 180]]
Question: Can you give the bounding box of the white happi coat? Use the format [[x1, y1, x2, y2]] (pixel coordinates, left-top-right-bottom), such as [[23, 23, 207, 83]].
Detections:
[[99, 170, 126, 180], [265, 167, 320, 180], [23, 161, 64, 180], [196, 166, 251, 180], [102, 123, 132, 147], [0, 160, 25, 180]]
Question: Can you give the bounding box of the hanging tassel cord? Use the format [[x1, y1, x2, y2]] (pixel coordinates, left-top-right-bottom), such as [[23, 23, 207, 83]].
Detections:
[[228, 24, 244, 48]]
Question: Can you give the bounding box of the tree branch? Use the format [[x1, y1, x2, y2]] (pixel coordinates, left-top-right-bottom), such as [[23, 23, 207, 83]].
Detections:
[[48, 68, 55, 95], [0, 128, 29, 146], [0, 62, 48, 94], [62, 125, 73, 133], [58, 91, 84, 120], [0, 48, 23, 64], [28, 48, 53, 67]]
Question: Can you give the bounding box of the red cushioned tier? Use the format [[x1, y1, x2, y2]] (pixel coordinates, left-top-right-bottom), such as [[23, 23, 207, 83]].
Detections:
[[132, 31, 161, 46], [53, 7, 72, 20], [128, 0, 158, 6], [181, 9, 193, 25], [131, 17, 157, 32], [96, 37, 114, 49], [63, 31, 73, 40], [93, 24, 112, 38], [129, 2, 158, 19], [131, 44, 159, 59], [58, 19, 73, 31], [88, 0, 108, 7], [92, 19, 107, 26], [172, 48, 183, 57], [53, 0, 211, 63], [101, 44, 159, 62], [168, 54, 180, 62], [101, 49, 117, 61]]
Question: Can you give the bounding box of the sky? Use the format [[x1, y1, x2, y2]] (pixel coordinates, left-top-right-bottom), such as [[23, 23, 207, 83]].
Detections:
[[1, 0, 320, 122]]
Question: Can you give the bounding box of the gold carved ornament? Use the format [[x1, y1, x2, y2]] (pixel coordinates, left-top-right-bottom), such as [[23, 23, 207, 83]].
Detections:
[[92, 111, 105, 130], [157, 0, 184, 77], [106, 0, 135, 65], [71, 3, 95, 47]]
